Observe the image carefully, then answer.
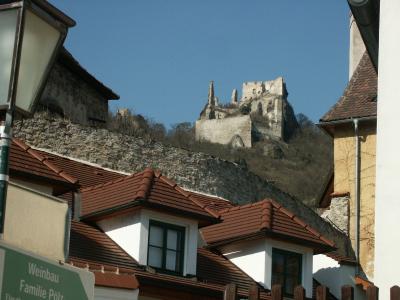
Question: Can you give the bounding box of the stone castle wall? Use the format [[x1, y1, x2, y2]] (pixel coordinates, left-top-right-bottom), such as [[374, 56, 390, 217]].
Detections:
[[196, 77, 297, 147], [14, 112, 352, 258], [40, 62, 109, 125], [195, 115, 252, 147]]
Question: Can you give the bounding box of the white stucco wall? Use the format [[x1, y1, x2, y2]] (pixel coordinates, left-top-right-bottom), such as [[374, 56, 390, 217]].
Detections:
[[313, 255, 364, 300], [221, 239, 267, 286], [4, 182, 69, 261], [97, 209, 198, 276], [98, 212, 142, 261], [221, 238, 314, 298], [94, 286, 138, 300], [375, 0, 400, 297]]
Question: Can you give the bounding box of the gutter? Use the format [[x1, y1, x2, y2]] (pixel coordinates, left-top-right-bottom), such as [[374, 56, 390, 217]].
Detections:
[[353, 119, 361, 272], [317, 116, 376, 136]]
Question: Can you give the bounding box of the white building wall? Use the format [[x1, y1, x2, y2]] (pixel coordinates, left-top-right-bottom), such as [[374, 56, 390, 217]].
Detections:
[[375, 0, 400, 298], [221, 239, 267, 286], [97, 209, 198, 276], [313, 255, 364, 300], [139, 209, 198, 276], [97, 212, 142, 261], [221, 238, 314, 298], [94, 286, 138, 300], [265, 239, 313, 298]]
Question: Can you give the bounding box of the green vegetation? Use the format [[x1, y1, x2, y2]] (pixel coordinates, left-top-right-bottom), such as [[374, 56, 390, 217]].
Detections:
[[107, 110, 332, 207]]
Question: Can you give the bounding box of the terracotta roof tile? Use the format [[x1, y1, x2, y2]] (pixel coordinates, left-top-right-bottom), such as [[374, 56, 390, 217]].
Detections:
[[69, 221, 270, 299], [320, 52, 377, 122], [201, 199, 335, 253], [10, 139, 78, 185], [69, 221, 138, 269], [181, 191, 235, 213], [34, 149, 126, 188], [197, 248, 270, 298], [80, 169, 218, 222]]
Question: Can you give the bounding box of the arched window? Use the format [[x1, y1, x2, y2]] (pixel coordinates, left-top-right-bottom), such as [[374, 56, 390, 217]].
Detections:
[[257, 102, 263, 115]]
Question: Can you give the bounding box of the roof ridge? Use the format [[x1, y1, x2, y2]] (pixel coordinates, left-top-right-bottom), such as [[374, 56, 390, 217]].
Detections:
[[80, 174, 131, 192], [260, 200, 272, 230], [269, 198, 336, 248], [157, 172, 220, 219], [12, 138, 78, 184], [80, 168, 154, 192], [136, 168, 154, 199], [33, 146, 130, 176]]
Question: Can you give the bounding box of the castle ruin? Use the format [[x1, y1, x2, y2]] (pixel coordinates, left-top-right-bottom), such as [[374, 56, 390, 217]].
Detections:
[[195, 77, 298, 148]]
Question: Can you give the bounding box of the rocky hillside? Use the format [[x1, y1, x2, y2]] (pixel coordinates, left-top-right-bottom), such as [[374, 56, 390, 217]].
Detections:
[[14, 111, 349, 257], [107, 111, 333, 207]]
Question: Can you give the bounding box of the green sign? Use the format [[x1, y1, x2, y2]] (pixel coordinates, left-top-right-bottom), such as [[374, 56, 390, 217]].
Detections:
[[0, 242, 94, 300]]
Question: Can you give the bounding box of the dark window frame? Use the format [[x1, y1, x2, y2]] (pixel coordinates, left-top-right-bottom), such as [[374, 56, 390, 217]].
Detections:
[[147, 220, 185, 275], [271, 248, 303, 296]]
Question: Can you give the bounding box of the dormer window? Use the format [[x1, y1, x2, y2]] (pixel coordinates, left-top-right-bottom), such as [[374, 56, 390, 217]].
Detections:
[[147, 220, 185, 274], [271, 248, 302, 296]]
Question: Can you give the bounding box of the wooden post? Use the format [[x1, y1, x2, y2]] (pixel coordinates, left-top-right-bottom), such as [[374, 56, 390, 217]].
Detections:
[[341, 285, 354, 300], [391, 286, 400, 300], [316, 285, 328, 300], [248, 283, 260, 300], [294, 285, 305, 300], [224, 283, 237, 300], [271, 284, 283, 300], [366, 285, 378, 300]]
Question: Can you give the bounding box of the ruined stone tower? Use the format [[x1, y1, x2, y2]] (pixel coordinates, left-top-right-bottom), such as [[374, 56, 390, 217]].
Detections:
[[195, 77, 298, 148]]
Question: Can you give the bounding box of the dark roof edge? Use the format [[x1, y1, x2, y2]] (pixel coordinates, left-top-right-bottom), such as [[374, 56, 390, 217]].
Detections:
[[81, 199, 219, 225], [58, 48, 120, 100], [205, 229, 336, 253], [318, 115, 377, 127]]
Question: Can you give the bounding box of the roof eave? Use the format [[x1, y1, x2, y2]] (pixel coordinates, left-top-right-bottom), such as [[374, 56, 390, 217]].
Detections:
[[58, 48, 120, 100], [205, 229, 336, 254], [81, 199, 219, 225]]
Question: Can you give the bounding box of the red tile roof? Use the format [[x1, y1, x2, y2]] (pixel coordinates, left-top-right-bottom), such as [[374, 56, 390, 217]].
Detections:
[[320, 52, 377, 122], [34, 149, 125, 188], [69, 221, 270, 299], [69, 259, 139, 290], [201, 199, 335, 253], [197, 248, 269, 298], [185, 191, 235, 213], [10, 139, 78, 185], [80, 168, 219, 223], [69, 221, 138, 270]]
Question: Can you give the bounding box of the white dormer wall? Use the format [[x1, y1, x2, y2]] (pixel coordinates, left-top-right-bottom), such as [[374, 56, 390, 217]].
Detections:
[[97, 208, 199, 276], [220, 238, 314, 298], [313, 255, 364, 300]]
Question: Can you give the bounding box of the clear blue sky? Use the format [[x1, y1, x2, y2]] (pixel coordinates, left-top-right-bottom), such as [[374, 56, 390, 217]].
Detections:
[[50, 1, 350, 127]]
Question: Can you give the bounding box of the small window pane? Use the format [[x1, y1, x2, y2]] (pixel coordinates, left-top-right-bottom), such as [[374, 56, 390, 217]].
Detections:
[[285, 275, 299, 295], [166, 250, 178, 271], [167, 229, 178, 250], [149, 226, 163, 247], [272, 253, 284, 273], [287, 256, 301, 276], [148, 246, 163, 268], [272, 273, 284, 287]]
